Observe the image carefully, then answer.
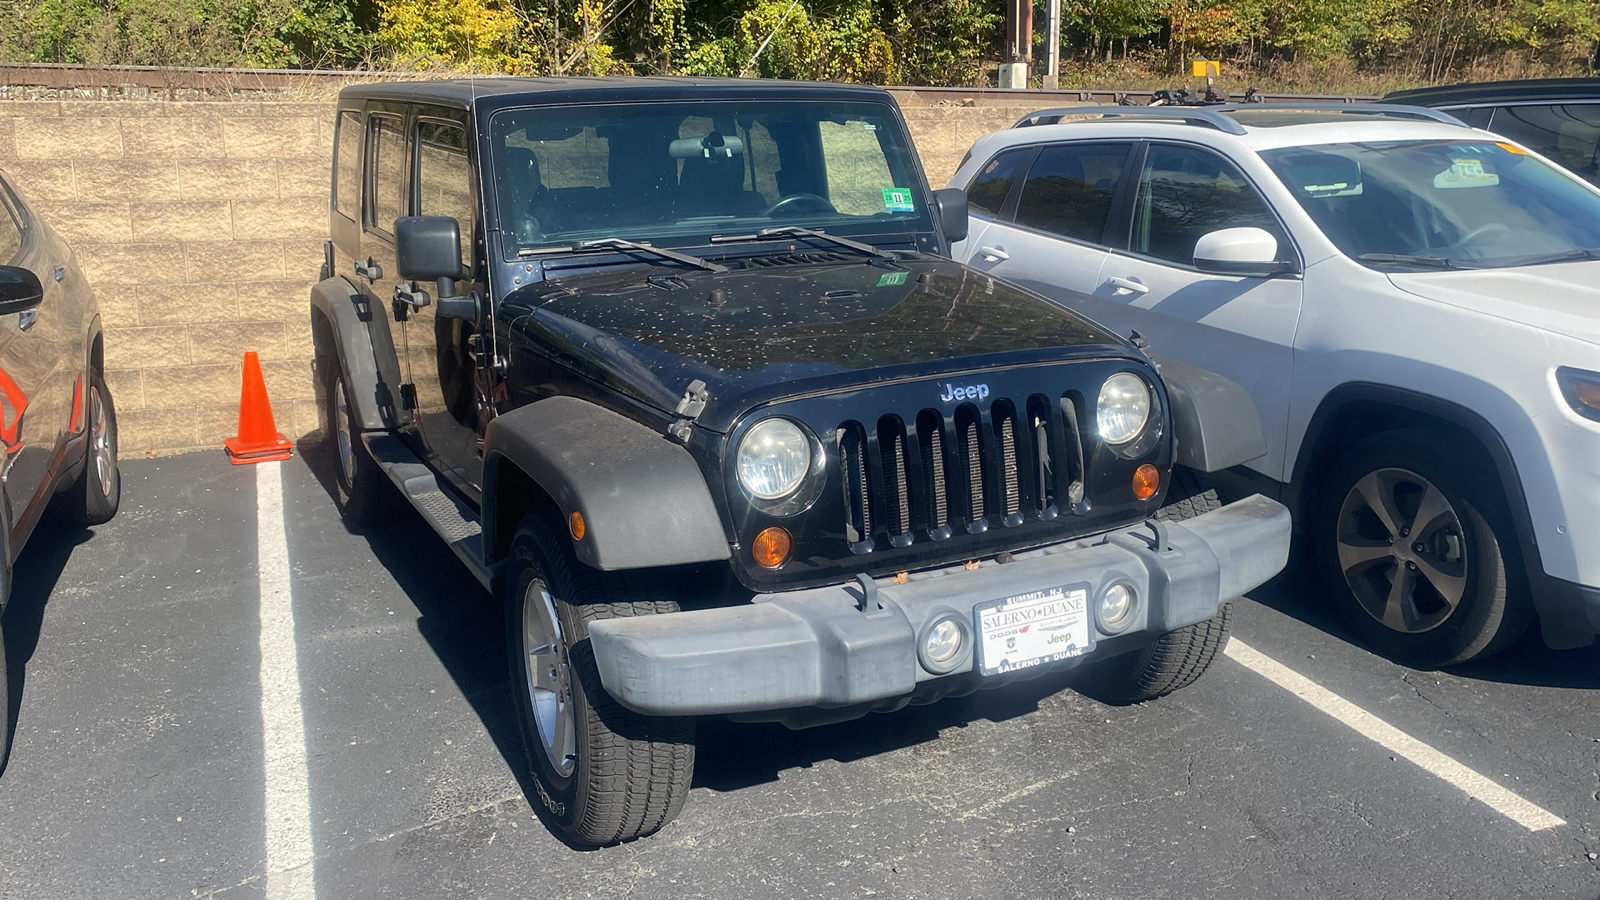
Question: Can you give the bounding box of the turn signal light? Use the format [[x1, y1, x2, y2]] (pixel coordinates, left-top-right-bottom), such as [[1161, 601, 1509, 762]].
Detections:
[[752, 527, 793, 568], [568, 510, 586, 540], [1132, 464, 1160, 501]]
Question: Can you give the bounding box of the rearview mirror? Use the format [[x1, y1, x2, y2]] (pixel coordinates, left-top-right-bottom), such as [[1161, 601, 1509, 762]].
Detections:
[[1193, 227, 1294, 277], [931, 188, 969, 244], [0, 265, 43, 315]]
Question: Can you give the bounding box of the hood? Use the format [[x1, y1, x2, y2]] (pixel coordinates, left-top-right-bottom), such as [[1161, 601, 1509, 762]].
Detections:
[[502, 255, 1132, 432], [1387, 261, 1600, 346]]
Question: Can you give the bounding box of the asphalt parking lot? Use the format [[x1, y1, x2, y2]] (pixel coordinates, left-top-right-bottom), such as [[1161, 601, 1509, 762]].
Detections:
[[2, 447, 1599, 900]]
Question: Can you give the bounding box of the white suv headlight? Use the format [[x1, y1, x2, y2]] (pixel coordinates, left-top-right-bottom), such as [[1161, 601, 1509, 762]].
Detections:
[[1097, 372, 1152, 445], [736, 418, 811, 500]]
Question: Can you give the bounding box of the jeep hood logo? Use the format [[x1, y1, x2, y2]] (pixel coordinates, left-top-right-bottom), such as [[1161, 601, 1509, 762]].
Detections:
[[939, 382, 990, 403]]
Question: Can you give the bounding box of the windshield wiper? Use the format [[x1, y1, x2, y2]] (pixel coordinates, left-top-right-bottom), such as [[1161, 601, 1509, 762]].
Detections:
[[1502, 247, 1600, 266], [710, 225, 898, 261], [518, 237, 727, 274], [1357, 253, 1460, 269]]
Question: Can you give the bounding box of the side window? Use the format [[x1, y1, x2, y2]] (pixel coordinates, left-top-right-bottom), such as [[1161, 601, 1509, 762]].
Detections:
[[1489, 104, 1600, 178], [1132, 144, 1287, 266], [334, 109, 362, 221], [0, 193, 20, 265], [1456, 106, 1493, 129], [965, 147, 1032, 218], [416, 120, 474, 268], [367, 114, 406, 234], [1013, 142, 1132, 244]]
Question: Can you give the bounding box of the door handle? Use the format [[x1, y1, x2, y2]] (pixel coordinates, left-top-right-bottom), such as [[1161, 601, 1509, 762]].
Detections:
[[18, 309, 36, 331], [354, 257, 382, 281], [976, 245, 1010, 262], [1105, 276, 1150, 295]]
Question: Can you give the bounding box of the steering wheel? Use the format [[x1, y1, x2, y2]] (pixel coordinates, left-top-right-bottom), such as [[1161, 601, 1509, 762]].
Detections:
[[762, 193, 837, 217], [1456, 221, 1512, 247]]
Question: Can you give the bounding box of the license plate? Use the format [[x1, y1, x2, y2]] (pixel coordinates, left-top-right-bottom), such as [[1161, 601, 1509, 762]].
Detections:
[[974, 584, 1093, 676]]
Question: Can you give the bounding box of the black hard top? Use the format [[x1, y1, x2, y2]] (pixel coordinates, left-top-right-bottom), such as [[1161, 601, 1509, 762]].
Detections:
[[1384, 77, 1600, 107], [337, 76, 897, 112]]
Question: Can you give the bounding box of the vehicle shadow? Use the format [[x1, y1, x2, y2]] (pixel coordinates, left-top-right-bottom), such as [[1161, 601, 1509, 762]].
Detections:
[[294, 436, 1096, 807], [1244, 537, 1600, 689], [2, 519, 96, 772]]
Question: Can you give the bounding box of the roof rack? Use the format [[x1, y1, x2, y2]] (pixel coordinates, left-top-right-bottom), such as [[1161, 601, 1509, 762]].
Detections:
[[1011, 102, 1467, 133]]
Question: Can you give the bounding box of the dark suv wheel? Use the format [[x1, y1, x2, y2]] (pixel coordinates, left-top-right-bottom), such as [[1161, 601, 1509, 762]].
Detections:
[[1315, 429, 1533, 666]]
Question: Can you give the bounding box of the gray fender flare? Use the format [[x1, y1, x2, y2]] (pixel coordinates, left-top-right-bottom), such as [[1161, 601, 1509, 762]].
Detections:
[[482, 396, 731, 571], [1156, 356, 1268, 474], [309, 276, 403, 431]]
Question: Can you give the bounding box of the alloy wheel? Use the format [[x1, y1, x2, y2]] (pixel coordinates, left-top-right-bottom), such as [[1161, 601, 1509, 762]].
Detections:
[[521, 579, 576, 777], [1335, 467, 1468, 633]]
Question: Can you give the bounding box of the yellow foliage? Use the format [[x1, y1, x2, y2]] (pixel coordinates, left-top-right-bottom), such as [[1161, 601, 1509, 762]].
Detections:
[[377, 0, 532, 72]]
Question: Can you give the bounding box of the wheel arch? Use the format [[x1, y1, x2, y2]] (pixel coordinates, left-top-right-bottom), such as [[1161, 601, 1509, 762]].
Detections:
[[309, 276, 403, 432], [481, 396, 731, 574], [1291, 383, 1536, 553]]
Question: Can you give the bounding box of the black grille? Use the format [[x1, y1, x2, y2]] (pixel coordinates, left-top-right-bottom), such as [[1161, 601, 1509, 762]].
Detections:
[[731, 251, 851, 269], [838, 394, 1087, 552]]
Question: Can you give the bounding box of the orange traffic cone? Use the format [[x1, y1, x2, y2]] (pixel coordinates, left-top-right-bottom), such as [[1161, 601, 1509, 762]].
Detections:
[[223, 351, 293, 465]]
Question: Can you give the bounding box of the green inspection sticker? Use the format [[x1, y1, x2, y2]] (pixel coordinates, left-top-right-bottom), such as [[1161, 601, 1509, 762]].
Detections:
[[876, 271, 908, 287], [882, 186, 915, 212]]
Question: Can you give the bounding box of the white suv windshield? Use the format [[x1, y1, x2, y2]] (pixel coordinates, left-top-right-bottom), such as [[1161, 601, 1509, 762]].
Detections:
[[1260, 139, 1600, 268], [489, 100, 930, 259]]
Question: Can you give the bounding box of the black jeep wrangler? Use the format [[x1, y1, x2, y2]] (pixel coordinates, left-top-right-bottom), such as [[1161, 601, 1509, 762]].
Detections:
[[310, 77, 1291, 846]]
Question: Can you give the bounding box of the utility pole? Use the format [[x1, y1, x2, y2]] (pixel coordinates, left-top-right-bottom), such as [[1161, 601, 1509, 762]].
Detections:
[[1043, 0, 1061, 90], [1000, 0, 1032, 89]]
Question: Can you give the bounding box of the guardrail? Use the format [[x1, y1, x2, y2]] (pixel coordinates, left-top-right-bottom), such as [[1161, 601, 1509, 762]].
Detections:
[[0, 62, 1380, 104]]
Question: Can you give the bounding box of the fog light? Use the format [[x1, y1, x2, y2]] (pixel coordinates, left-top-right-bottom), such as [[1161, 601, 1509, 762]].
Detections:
[[1098, 583, 1136, 633], [1133, 464, 1160, 500], [919, 614, 969, 674], [752, 527, 793, 568]]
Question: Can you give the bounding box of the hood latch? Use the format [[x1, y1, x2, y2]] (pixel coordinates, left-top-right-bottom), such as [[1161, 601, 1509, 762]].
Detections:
[[667, 379, 710, 443]]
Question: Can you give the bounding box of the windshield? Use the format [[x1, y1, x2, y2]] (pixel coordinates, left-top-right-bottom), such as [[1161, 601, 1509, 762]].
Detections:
[[1259, 139, 1600, 268], [488, 100, 931, 259]]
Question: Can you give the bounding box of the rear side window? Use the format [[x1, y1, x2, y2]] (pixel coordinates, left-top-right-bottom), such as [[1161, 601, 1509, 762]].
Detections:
[[416, 120, 474, 268], [1132, 144, 1287, 266], [1488, 104, 1600, 179], [965, 147, 1031, 217], [367, 115, 406, 234], [334, 109, 362, 220], [1013, 142, 1132, 244]]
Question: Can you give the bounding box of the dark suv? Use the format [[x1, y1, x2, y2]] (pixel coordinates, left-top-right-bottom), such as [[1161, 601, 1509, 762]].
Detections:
[[0, 165, 121, 775], [1385, 78, 1600, 182], [310, 77, 1291, 846]]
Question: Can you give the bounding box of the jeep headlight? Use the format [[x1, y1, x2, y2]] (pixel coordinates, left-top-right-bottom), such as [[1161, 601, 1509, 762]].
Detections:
[[1097, 372, 1152, 446], [737, 418, 811, 500]]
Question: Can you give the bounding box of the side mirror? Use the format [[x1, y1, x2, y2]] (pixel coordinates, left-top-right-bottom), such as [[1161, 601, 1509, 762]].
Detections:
[[0, 266, 43, 315], [931, 188, 969, 244], [395, 215, 463, 298], [1193, 227, 1294, 277]]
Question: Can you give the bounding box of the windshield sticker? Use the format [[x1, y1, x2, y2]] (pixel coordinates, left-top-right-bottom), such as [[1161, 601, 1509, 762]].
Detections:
[[1434, 158, 1499, 189], [882, 186, 915, 212], [876, 271, 908, 287]]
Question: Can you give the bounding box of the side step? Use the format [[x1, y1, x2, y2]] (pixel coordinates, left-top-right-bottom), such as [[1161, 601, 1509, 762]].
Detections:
[[362, 433, 495, 591]]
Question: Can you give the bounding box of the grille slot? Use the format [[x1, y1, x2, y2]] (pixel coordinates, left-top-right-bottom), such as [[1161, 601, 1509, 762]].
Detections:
[[733, 251, 851, 269], [837, 391, 1088, 552]]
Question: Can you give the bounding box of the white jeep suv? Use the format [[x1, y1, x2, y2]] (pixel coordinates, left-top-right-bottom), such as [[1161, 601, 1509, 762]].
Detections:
[[947, 103, 1600, 665]]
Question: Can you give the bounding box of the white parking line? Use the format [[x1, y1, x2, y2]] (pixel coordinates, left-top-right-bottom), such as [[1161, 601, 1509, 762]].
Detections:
[[257, 461, 316, 899], [1224, 638, 1565, 832]]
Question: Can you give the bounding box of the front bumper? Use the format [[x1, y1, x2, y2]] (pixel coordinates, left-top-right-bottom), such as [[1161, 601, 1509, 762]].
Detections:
[[589, 495, 1291, 717]]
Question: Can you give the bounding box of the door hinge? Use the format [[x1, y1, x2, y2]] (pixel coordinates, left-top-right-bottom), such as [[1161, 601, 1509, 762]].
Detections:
[[667, 379, 710, 443], [399, 382, 417, 410]]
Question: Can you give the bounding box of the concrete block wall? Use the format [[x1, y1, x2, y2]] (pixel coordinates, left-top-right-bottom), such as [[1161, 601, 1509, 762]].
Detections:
[[0, 98, 1036, 455]]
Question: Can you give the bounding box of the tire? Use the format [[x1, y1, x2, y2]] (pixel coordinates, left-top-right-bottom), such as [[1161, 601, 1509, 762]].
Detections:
[[0, 605, 10, 777], [59, 365, 119, 526], [1314, 429, 1533, 667], [504, 512, 695, 846], [324, 360, 391, 526], [1155, 467, 1221, 522], [1075, 602, 1233, 704]]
